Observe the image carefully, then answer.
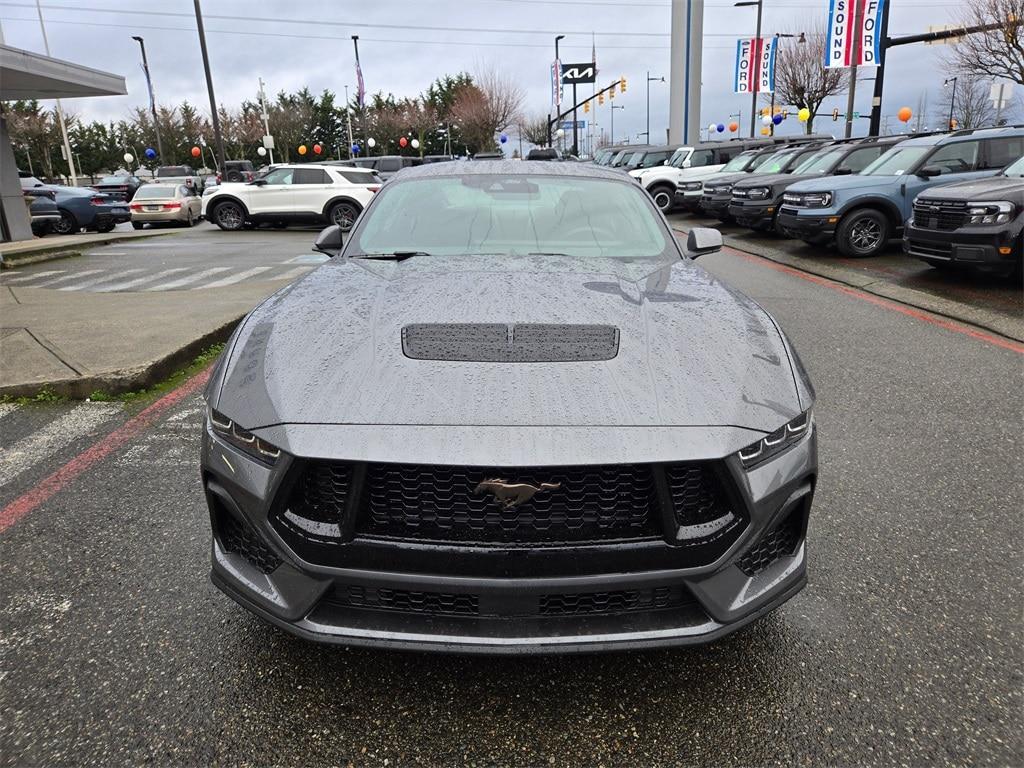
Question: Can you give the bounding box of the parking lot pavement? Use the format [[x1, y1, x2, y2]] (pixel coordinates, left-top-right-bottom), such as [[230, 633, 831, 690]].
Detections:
[[669, 212, 1023, 330], [1, 246, 1020, 766]]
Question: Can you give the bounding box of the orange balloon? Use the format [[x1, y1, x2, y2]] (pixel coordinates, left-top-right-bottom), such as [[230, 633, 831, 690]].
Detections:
[[760, 127, 771, 136], [897, 107, 913, 123], [298, 144, 308, 155], [190, 146, 201, 158], [728, 122, 739, 133]]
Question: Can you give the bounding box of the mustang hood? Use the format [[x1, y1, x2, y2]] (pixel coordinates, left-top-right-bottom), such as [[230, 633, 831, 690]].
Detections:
[[215, 255, 804, 433]]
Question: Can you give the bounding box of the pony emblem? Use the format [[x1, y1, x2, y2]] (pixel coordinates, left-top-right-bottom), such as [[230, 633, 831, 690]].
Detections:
[[474, 478, 561, 509]]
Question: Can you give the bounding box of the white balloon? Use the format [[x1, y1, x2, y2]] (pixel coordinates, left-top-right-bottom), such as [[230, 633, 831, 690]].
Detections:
[[257, 147, 267, 157], [708, 123, 717, 133], [123, 153, 134, 163], [411, 138, 420, 149], [762, 115, 772, 125], [556, 128, 565, 138], [367, 137, 377, 148]]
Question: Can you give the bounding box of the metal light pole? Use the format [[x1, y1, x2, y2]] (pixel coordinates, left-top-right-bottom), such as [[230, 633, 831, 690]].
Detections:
[[944, 77, 958, 130], [34, 0, 76, 185], [611, 104, 624, 144], [646, 71, 664, 144], [131, 36, 164, 164], [736, 0, 763, 138], [769, 33, 803, 135], [344, 84, 354, 159], [258, 77, 275, 164], [554, 35, 565, 149], [193, 0, 226, 173]]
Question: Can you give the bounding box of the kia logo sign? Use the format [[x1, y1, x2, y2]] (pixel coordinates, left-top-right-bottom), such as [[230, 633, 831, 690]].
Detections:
[[561, 62, 596, 84]]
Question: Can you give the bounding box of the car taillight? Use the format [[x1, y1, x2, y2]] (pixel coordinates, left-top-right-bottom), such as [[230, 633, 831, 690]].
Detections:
[[164, 202, 182, 210], [90, 196, 106, 206], [130, 203, 143, 211], [216, 173, 222, 183], [367, 186, 380, 193]]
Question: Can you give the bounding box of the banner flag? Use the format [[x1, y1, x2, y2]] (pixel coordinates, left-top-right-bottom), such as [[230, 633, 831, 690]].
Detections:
[[735, 38, 774, 94], [825, 0, 886, 68]]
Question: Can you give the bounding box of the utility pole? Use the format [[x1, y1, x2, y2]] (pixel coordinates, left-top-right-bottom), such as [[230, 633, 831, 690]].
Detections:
[[344, 84, 354, 159], [132, 36, 164, 163], [193, 0, 226, 172], [646, 71, 664, 145], [258, 77, 274, 164], [736, 0, 764, 138], [34, 0, 76, 185], [611, 104, 624, 144]]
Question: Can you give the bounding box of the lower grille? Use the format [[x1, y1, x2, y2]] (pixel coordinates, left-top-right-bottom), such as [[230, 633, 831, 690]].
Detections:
[[338, 586, 479, 616], [665, 465, 740, 541], [539, 586, 690, 616], [219, 511, 282, 574], [907, 239, 953, 258], [357, 463, 661, 546], [737, 511, 803, 576], [277, 462, 352, 541]]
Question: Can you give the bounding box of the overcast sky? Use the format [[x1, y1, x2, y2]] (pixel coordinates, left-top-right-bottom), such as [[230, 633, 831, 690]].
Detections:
[[1, 0, 996, 146]]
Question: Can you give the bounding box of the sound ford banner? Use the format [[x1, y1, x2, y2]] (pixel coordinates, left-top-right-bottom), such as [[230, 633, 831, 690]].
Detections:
[[825, 0, 886, 68], [734, 37, 776, 94]]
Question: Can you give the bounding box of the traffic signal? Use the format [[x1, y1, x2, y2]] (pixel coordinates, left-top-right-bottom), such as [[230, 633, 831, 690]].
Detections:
[[832, 108, 840, 121], [584, 101, 590, 114], [598, 92, 605, 105], [950, 118, 958, 129], [609, 88, 615, 100], [620, 76, 627, 94]]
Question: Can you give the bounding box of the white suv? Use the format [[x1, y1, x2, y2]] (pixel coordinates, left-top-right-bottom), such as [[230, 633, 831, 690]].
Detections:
[[630, 142, 754, 213], [202, 164, 380, 231]]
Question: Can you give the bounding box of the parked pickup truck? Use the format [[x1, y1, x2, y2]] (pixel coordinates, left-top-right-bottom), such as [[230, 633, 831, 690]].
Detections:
[[154, 165, 204, 193]]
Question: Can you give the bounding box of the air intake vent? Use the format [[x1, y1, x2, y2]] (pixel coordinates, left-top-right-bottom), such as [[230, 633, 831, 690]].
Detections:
[[402, 323, 619, 362]]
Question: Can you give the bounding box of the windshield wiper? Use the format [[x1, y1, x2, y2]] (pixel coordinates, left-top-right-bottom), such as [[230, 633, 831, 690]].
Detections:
[[353, 251, 429, 261]]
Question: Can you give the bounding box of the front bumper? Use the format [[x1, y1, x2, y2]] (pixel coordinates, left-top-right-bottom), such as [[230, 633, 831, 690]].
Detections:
[[729, 200, 778, 230], [700, 195, 733, 220], [904, 219, 1023, 276], [94, 209, 131, 227], [674, 189, 705, 211], [776, 207, 838, 243], [202, 422, 817, 654]]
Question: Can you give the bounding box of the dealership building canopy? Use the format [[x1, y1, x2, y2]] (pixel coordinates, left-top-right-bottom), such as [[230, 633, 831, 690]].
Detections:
[[1, 44, 127, 242]]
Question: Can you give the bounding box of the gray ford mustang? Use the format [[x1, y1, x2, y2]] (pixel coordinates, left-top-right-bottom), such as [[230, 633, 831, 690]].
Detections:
[[201, 161, 817, 654]]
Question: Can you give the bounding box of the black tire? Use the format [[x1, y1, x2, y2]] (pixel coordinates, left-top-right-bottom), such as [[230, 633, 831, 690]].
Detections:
[[225, 170, 243, 183], [183, 209, 195, 227], [52, 210, 78, 235], [212, 201, 245, 231], [132, 222, 145, 230], [329, 201, 360, 231], [648, 184, 675, 214], [836, 208, 890, 258], [95, 223, 115, 233]]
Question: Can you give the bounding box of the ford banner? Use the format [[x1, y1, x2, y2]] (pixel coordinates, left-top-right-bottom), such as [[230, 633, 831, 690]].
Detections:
[[825, 0, 886, 68], [734, 38, 776, 94]]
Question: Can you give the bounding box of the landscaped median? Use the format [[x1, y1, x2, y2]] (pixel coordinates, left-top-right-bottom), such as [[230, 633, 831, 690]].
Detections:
[[0, 228, 175, 270]]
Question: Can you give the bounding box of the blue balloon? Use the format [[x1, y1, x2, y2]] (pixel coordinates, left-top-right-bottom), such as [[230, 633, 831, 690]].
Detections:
[[351, 144, 361, 154], [144, 147, 156, 159], [716, 124, 725, 133], [499, 133, 508, 143], [772, 114, 784, 125]]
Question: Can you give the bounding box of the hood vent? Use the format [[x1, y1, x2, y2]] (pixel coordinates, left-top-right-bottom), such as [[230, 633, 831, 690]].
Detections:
[[402, 323, 619, 362]]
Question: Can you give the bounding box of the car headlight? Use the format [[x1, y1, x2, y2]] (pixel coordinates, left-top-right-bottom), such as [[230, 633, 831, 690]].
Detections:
[[802, 192, 832, 208], [966, 200, 1014, 225], [738, 410, 812, 469], [747, 187, 771, 200], [682, 182, 703, 191], [209, 408, 282, 464]]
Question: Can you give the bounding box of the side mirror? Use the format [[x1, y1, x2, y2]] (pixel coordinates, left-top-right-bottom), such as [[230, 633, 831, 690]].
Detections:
[[249, 178, 267, 186], [834, 166, 853, 176], [313, 224, 345, 258], [918, 166, 942, 178], [685, 227, 723, 259]]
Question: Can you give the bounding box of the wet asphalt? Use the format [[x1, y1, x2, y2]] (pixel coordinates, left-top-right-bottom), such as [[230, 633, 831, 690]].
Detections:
[[1, 245, 1021, 766]]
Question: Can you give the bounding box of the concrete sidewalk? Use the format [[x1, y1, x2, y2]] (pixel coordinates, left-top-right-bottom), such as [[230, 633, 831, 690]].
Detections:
[[0, 279, 291, 398], [0, 228, 174, 268]]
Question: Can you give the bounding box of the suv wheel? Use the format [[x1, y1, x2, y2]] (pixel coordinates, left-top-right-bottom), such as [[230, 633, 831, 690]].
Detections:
[[212, 201, 245, 231], [329, 202, 360, 231], [649, 184, 674, 213], [836, 209, 890, 258]]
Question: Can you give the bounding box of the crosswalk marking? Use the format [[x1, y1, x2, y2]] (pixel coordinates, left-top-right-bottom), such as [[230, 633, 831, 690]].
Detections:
[[4, 270, 66, 283], [144, 267, 231, 291], [0, 403, 121, 489], [60, 269, 148, 292], [91, 268, 187, 293], [196, 266, 273, 289], [274, 266, 314, 282], [34, 269, 106, 288]]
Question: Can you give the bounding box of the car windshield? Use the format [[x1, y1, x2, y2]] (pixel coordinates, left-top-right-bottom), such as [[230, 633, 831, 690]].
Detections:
[[156, 167, 189, 177], [132, 185, 177, 199], [667, 148, 690, 167], [793, 147, 844, 174], [351, 174, 674, 260], [99, 176, 130, 184], [610, 150, 630, 165], [752, 151, 798, 174], [623, 152, 646, 168], [721, 152, 755, 172], [1002, 156, 1024, 176], [861, 146, 930, 176]]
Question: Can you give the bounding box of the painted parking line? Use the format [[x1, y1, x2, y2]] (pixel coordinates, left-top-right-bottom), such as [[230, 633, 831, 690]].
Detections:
[[195, 266, 273, 289], [0, 403, 122, 490], [274, 266, 315, 282], [0, 368, 211, 535], [144, 267, 231, 291]]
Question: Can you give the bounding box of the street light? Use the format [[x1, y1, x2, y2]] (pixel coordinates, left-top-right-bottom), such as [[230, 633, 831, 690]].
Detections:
[[611, 104, 625, 144], [131, 36, 164, 164], [735, 0, 763, 138], [646, 71, 665, 146], [944, 77, 958, 130]]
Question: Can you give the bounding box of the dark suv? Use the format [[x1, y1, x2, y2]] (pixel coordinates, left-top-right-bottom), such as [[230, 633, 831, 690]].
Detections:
[[904, 154, 1024, 278], [731, 136, 906, 233]]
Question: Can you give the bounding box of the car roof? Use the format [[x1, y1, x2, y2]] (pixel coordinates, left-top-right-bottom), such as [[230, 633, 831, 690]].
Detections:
[[391, 159, 639, 182], [896, 124, 1024, 148]]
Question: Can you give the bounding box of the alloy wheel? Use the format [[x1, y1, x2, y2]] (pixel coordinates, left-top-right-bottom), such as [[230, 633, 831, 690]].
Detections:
[[216, 204, 243, 230], [849, 217, 882, 253]]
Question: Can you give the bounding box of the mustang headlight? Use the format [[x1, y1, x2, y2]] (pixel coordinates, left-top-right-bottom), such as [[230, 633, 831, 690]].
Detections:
[[966, 200, 1014, 225], [747, 187, 771, 200], [738, 410, 812, 469], [209, 408, 282, 464]]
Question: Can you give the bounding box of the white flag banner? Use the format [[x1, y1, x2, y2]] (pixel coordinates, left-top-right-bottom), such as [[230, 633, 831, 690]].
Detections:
[[825, 0, 886, 68]]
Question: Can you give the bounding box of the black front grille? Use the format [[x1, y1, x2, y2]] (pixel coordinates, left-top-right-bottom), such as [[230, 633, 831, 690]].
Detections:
[[219, 511, 282, 574], [357, 463, 660, 546], [338, 586, 479, 616], [907, 239, 953, 258], [539, 586, 690, 616], [913, 200, 967, 231], [737, 511, 803, 576]]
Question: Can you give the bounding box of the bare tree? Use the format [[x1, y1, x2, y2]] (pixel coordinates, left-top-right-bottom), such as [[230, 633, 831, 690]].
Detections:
[[948, 0, 1024, 85], [518, 113, 551, 147], [451, 64, 524, 152], [937, 74, 998, 129], [765, 29, 846, 133]]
